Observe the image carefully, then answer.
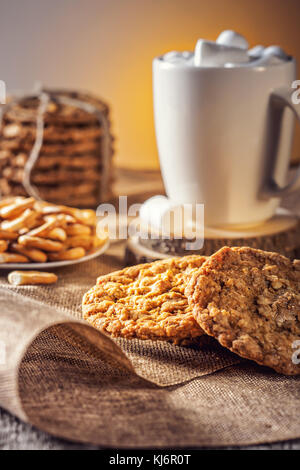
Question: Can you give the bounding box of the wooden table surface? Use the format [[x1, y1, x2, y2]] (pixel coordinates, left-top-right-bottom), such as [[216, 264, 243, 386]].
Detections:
[[0, 168, 299, 450]]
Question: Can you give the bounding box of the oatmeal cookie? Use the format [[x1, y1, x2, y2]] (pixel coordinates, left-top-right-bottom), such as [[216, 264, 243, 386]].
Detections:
[[39, 193, 100, 208], [12, 153, 101, 170], [1, 122, 103, 142], [82, 255, 208, 345], [0, 137, 101, 154], [3, 167, 100, 185], [0, 179, 103, 207], [4, 90, 109, 125], [186, 246, 300, 375], [37, 182, 98, 198]]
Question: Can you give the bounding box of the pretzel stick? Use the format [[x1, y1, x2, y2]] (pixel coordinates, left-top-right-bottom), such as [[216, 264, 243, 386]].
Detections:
[[0, 253, 29, 263], [0, 197, 24, 209], [49, 247, 86, 261], [1, 209, 35, 232], [25, 218, 58, 238], [8, 271, 57, 285], [34, 202, 61, 215], [66, 235, 93, 250], [72, 209, 96, 226], [47, 227, 67, 242], [35, 203, 80, 224], [19, 227, 31, 235], [11, 243, 47, 263], [44, 213, 77, 227], [54, 206, 96, 226], [17, 212, 43, 234], [93, 234, 108, 249], [0, 240, 8, 252], [18, 235, 63, 252], [66, 224, 91, 236], [0, 197, 35, 219], [0, 229, 19, 240]]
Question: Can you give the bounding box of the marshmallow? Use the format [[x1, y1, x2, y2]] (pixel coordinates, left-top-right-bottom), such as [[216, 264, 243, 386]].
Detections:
[[246, 46, 289, 67], [216, 30, 249, 50], [162, 51, 184, 63], [248, 45, 265, 58], [262, 45, 288, 60], [161, 31, 290, 68], [182, 51, 193, 59], [139, 196, 186, 234], [194, 39, 249, 67]]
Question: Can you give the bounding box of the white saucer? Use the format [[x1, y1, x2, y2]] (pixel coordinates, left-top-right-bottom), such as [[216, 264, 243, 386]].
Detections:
[[204, 208, 299, 239], [127, 236, 172, 261], [134, 208, 299, 240], [0, 240, 110, 270]]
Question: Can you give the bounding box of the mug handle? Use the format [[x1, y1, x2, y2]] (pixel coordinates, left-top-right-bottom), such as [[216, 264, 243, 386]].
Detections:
[[262, 85, 300, 197]]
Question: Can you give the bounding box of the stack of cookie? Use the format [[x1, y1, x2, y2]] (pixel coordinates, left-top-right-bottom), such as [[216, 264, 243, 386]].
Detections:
[[0, 89, 114, 208], [83, 247, 300, 375]]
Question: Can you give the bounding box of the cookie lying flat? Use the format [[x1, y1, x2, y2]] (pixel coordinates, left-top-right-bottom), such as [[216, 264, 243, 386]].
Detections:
[[186, 246, 300, 375], [82, 255, 207, 345], [3, 90, 108, 124]]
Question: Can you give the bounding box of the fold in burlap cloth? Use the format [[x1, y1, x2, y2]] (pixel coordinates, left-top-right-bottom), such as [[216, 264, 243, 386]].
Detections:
[[0, 170, 300, 448], [0, 241, 299, 448]]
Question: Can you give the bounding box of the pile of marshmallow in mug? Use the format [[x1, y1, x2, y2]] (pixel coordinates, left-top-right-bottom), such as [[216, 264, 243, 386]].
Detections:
[[163, 30, 288, 67]]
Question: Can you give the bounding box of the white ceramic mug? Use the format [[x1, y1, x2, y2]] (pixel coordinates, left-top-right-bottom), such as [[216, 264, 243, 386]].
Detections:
[[153, 55, 300, 227]]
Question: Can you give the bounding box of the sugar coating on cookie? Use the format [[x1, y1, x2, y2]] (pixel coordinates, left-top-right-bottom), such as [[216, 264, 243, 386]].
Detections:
[[186, 246, 300, 375], [82, 255, 207, 345]]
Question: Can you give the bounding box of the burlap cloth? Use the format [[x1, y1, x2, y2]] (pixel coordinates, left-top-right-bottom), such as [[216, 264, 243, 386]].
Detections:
[[0, 170, 299, 448]]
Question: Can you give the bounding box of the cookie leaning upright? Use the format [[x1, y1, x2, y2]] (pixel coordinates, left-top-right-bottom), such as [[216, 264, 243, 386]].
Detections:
[[82, 255, 208, 346], [186, 246, 300, 375]]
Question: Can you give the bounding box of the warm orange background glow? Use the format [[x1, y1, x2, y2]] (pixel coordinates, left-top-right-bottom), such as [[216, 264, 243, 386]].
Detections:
[[1, 0, 300, 168]]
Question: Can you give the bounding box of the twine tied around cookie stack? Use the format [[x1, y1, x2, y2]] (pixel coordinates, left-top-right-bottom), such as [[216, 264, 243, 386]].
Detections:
[[0, 88, 114, 208]]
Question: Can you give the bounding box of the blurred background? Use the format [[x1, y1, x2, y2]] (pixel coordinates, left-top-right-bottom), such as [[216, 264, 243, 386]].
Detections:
[[1, 0, 300, 169]]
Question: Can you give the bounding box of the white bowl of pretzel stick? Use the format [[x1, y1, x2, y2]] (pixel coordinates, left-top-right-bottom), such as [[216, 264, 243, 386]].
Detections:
[[0, 196, 109, 269]]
